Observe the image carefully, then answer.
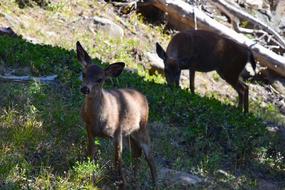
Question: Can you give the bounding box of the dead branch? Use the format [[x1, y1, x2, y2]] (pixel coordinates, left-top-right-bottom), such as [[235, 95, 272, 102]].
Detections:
[[112, 0, 138, 7], [211, 0, 285, 49], [0, 74, 57, 83], [112, 0, 139, 14]]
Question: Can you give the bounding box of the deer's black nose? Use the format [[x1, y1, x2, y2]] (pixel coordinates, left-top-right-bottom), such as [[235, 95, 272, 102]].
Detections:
[[80, 86, 90, 94]]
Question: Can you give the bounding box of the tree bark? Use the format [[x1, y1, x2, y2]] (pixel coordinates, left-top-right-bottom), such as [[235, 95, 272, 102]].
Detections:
[[145, 0, 285, 77]]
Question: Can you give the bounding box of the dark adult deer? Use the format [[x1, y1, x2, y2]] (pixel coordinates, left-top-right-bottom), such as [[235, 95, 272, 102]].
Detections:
[[156, 30, 256, 113], [76, 41, 157, 189]]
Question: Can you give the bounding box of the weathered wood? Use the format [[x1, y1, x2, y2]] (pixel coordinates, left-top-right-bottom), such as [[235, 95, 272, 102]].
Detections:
[[0, 74, 57, 83], [0, 27, 17, 36], [146, 0, 285, 77], [211, 0, 285, 49]]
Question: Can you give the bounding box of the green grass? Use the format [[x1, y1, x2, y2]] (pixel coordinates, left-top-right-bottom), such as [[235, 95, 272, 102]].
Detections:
[[0, 34, 284, 189], [0, 0, 284, 189]]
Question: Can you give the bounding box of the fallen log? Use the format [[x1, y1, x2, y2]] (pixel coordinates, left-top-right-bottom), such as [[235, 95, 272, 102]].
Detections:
[[0, 27, 17, 36], [0, 74, 57, 83], [143, 0, 285, 77], [211, 0, 285, 49]]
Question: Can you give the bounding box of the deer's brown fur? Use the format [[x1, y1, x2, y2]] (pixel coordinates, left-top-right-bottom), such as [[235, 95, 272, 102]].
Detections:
[[76, 41, 157, 189], [156, 30, 256, 113]]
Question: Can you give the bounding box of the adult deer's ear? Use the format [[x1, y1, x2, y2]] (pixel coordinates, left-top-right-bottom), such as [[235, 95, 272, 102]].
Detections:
[[156, 42, 167, 61], [76, 41, 92, 67], [105, 62, 125, 78]]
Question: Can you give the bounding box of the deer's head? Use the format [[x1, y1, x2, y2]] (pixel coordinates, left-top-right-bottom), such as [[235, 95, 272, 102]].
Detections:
[[76, 41, 125, 95], [156, 42, 181, 86]]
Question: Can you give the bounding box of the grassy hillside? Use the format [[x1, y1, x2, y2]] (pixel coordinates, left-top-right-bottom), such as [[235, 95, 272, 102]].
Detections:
[[0, 1, 284, 189]]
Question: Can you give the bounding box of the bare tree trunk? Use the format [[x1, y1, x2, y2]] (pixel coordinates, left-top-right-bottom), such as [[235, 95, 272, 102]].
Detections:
[[145, 0, 285, 77]]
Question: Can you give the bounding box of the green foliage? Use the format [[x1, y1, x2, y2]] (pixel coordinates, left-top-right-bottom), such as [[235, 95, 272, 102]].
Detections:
[[241, 20, 250, 28], [72, 159, 105, 187]]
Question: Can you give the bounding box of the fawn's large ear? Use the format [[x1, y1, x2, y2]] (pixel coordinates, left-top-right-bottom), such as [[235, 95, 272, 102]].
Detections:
[[76, 41, 92, 67], [156, 42, 167, 61], [104, 62, 125, 78]]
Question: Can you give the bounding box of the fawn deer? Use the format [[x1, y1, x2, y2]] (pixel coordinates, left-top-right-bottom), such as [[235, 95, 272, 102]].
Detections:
[[156, 30, 256, 113], [76, 41, 157, 189]]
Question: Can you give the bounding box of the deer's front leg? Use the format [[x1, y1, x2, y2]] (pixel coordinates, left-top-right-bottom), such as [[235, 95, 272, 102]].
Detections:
[[114, 129, 125, 189], [189, 70, 195, 93], [86, 125, 96, 160]]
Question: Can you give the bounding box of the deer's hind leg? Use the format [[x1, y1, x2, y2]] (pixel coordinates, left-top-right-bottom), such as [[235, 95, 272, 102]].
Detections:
[[217, 69, 249, 113], [114, 129, 125, 189], [236, 80, 249, 113], [132, 128, 157, 187], [130, 137, 142, 189], [189, 70, 196, 93], [233, 79, 249, 113]]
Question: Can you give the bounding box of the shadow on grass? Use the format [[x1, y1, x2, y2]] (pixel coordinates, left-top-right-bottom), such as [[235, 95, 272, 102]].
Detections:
[[0, 35, 284, 189], [15, 0, 49, 9]]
